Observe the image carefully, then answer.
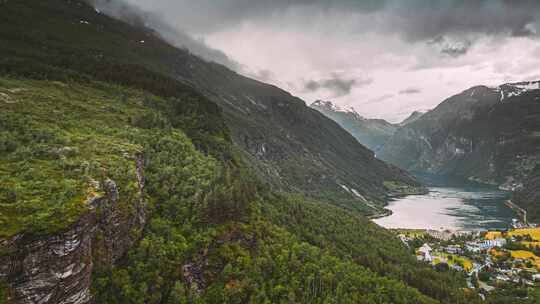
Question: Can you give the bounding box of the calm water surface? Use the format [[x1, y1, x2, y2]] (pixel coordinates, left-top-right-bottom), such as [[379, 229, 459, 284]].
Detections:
[[374, 173, 516, 231]]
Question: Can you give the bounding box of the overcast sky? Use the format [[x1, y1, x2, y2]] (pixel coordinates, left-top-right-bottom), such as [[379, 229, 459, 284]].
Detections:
[[116, 0, 540, 122]]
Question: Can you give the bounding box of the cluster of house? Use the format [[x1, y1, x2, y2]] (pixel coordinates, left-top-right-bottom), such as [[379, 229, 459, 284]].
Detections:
[[409, 228, 540, 295], [417, 243, 473, 273], [465, 238, 507, 252]]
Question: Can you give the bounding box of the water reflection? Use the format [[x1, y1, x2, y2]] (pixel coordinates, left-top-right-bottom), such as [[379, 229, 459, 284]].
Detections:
[[373, 173, 515, 231]]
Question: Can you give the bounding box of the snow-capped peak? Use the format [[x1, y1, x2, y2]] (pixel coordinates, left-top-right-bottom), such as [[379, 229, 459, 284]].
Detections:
[[496, 81, 540, 101], [311, 100, 365, 119], [513, 81, 540, 91], [311, 100, 342, 112], [345, 106, 363, 119]]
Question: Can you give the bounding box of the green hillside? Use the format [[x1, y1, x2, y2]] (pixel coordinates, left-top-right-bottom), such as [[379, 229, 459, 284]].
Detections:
[[0, 1, 494, 303], [0, 0, 424, 216], [0, 77, 469, 303]]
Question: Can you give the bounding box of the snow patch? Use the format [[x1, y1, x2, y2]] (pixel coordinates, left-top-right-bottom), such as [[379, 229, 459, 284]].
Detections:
[[350, 188, 367, 202], [340, 184, 368, 203], [244, 95, 267, 110], [312, 100, 343, 112], [514, 82, 540, 90], [340, 184, 351, 193], [499, 81, 540, 101]]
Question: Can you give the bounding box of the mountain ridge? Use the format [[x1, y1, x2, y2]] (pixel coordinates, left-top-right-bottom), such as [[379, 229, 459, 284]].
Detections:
[[310, 100, 398, 152], [378, 80, 540, 220], [0, 0, 424, 215]]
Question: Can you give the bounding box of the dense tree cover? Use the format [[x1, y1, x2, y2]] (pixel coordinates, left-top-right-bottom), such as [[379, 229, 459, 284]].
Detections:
[[0, 279, 10, 304], [90, 135, 437, 304], [0, 78, 148, 238], [0, 0, 230, 160], [0, 77, 445, 303], [91, 134, 437, 302], [263, 194, 479, 303]]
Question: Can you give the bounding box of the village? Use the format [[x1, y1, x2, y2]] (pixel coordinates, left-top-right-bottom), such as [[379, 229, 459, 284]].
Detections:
[[396, 220, 540, 300]]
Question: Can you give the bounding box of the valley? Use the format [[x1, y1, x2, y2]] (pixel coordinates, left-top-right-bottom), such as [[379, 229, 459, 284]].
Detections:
[[314, 82, 540, 303], [314, 83, 540, 226], [1, 1, 540, 303]]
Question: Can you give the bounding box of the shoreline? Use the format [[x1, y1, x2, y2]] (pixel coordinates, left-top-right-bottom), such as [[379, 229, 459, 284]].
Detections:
[[372, 183, 518, 231], [370, 186, 429, 220], [367, 208, 392, 220], [505, 199, 528, 224]]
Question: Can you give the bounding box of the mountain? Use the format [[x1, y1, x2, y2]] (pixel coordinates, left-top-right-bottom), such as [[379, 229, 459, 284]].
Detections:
[[513, 165, 540, 223], [310, 100, 398, 152], [378, 81, 540, 219], [0, 1, 479, 304], [168, 63, 425, 213], [399, 110, 426, 126], [0, 0, 423, 215]]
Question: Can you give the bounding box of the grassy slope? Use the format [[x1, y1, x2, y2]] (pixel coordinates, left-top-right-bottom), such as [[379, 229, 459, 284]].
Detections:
[[0, 0, 424, 216], [0, 78, 147, 238]]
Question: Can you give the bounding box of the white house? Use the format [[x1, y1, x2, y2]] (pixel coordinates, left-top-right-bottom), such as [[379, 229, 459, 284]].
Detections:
[[417, 244, 433, 262], [466, 238, 507, 252]]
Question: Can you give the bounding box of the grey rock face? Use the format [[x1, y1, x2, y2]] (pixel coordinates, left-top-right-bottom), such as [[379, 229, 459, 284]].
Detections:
[[0, 156, 146, 304], [379, 82, 540, 189]]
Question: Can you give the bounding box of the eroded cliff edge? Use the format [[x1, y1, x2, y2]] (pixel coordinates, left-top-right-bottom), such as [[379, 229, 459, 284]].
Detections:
[[0, 156, 146, 304]]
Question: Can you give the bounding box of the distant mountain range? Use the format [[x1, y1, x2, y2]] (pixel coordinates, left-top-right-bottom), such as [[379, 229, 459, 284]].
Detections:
[[399, 111, 426, 126], [377, 81, 540, 221], [310, 100, 399, 152], [312, 83, 540, 222]]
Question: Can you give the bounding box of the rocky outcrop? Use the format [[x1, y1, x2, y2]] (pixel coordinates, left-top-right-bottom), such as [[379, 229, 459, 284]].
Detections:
[[0, 156, 146, 304]]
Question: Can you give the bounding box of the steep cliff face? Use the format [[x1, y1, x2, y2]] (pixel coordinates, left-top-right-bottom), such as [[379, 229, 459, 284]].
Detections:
[[513, 165, 540, 223], [0, 158, 146, 304], [379, 82, 540, 190], [158, 45, 422, 211]]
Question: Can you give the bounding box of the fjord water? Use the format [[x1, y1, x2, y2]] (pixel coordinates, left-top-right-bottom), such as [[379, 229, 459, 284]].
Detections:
[[374, 173, 515, 231]]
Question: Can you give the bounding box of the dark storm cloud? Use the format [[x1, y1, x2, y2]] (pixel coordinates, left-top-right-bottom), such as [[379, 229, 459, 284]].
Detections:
[[387, 1, 540, 42], [121, 0, 540, 42], [303, 75, 372, 97], [122, 0, 389, 33], [427, 36, 472, 57], [399, 87, 422, 95], [86, 0, 241, 71]]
